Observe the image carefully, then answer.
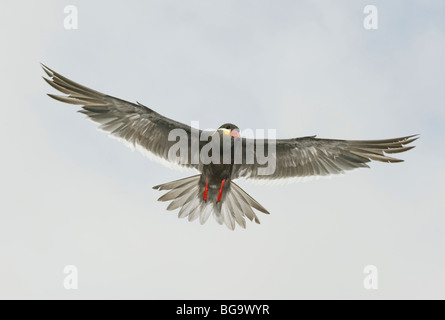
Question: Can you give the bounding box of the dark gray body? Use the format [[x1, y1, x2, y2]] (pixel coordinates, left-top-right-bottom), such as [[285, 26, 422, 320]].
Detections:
[[41, 64, 417, 230], [198, 130, 236, 206]]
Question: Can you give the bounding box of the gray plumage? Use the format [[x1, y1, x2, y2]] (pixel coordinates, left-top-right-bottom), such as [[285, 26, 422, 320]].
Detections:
[[234, 135, 418, 183], [42, 64, 418, 230]]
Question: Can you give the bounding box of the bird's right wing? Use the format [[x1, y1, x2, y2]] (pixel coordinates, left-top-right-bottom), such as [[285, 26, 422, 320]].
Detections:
[[234, 135, 418, 183], [42, 64, 200, 171]]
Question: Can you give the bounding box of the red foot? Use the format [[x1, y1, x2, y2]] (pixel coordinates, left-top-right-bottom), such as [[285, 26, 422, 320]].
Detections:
[[203, 177, 208, 201], [217, 179, 226, 202]]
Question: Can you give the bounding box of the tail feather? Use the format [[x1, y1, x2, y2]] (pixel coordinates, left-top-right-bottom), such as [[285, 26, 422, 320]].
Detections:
[[227, 192, 247, 229], [153, 175, 200, 191], [212, 208, 224, 226], [199, 203, 213, 225], [154, 175, 269, 230], [158, 183, 192, 202], [186, 197, 202, 222], [178, 191, 199, 218], [231, 189, 258, 223], [167, 189, 196, 211], [233, 189, 260, 224], [231, 183, 270, 214], [221, 205, 235, 230]]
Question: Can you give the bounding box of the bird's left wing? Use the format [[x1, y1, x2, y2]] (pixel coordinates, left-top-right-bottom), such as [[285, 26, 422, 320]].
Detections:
[[234, 135, 418, 183], [42, 64, 199, 171]]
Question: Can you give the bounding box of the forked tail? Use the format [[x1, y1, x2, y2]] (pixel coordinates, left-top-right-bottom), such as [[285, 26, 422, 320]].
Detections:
[[153, 175, 269, 230]]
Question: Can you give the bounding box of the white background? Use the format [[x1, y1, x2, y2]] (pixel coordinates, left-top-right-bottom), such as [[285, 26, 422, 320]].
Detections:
[[0, 0, 444, 299]]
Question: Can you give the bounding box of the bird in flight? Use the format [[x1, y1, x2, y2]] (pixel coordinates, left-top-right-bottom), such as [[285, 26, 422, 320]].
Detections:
[[42, 64, 418, 230]]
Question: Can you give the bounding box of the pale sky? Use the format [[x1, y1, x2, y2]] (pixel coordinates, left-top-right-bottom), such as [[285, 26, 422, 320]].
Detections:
[[0, 0, 444, 299]]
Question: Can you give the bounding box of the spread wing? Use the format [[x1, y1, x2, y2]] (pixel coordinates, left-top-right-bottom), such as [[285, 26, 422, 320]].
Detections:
[[41, 64, 199, 171], [235, 135, 418, 183]]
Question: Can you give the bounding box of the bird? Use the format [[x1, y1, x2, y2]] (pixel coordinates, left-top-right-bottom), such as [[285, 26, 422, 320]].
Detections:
[[41, 64, 418, 230]]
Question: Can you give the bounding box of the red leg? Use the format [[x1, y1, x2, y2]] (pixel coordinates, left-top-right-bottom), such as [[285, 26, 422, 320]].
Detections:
[[217, 179, 226, 202], [203, 177, 209, 201]]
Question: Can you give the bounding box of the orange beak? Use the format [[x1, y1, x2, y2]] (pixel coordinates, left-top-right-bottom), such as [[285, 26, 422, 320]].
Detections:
[[230, 130, 241, 138]]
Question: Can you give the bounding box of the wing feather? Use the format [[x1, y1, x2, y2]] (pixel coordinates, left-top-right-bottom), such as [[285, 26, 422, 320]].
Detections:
[[236, 135, 418, 183], [42, 64, 199, 171]]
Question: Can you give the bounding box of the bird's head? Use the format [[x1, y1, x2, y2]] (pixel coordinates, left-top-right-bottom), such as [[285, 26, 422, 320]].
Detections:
[[218, 123, 241, 138]]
